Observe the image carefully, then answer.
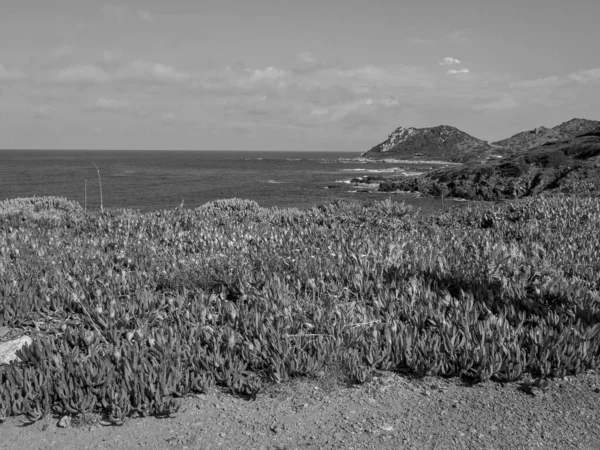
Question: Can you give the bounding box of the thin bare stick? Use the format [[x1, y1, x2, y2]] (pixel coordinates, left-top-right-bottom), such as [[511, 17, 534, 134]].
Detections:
[[92, 163, 104, 213]]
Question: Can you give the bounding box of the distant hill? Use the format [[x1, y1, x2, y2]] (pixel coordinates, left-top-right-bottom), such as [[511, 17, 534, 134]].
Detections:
[[361, 125, 495, 163], [376, 126, 600, 200], [491, 126, 568, 153], [552, 118, 600, 137], [363, 118, 600, 163]]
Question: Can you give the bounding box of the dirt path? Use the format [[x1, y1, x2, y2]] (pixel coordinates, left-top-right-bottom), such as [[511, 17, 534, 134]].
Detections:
[[2, 371, 599, 450]]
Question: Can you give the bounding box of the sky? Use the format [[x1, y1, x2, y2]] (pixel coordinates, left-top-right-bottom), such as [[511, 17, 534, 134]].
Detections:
[[1, 0, 599, 151]]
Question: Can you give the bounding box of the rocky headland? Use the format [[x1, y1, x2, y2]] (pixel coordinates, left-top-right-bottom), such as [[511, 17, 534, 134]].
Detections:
[[361, 125, 499, 163], [360, 119, 600, 201]]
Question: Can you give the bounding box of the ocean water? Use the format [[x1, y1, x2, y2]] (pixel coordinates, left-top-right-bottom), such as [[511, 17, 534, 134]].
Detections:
[[0, 150, 460, 213]]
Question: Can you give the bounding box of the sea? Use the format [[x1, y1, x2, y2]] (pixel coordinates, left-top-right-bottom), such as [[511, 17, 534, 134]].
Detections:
[[0, 150, 461, 214]]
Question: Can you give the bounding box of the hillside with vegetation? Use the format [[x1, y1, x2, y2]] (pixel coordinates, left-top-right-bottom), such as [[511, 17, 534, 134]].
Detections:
[[377, 127, 600, 201], [361, 125, 497, 163], [491, 119, 600, 155], [362, 118, 600, 164]]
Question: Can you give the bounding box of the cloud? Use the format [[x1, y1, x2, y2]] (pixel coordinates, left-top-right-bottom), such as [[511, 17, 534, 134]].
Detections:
[[55, 64, 111, 83], [102, 50, 122, 63], [161, 112, 175, 122], [52, 60, 189, 84], [102, 4, 126, 20], [297, 52, 317, 64], [408, 37, 436, 45], [568, 68, 600, 83], [509, 76, 561, 89], [116, 59, 190, 82], [85, 98, 151, 118], [31, 106, 52, 119], [0, 64, 26, 81], [446, 30, 469, 43], [447, 68, 470, 74], [139, 11, 154, 23], [510, 67, 600, 89], [439, 57, 461, 66], [90, 98, 131, 112], [473, 96, 519, 112], [49, 45, 74, 59]]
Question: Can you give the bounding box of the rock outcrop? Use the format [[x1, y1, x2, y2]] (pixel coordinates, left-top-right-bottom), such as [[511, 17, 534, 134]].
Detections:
[[0, 335, 32, 365]]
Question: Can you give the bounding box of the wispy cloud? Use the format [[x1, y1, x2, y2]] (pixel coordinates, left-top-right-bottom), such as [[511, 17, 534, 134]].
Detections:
[[102, 4, 155, 23], [138, 11, 154, 23], [0, 64, 26, 81], [408, 37, 436, 45], [52, 60, 189, 84], [86, 97, 149, 118], [439, 57, 461, 66], [510, 67, 600, 89], [90, 98, 131, 112], [446, 30, 469, 43], [31, 106, 52, 119], [297, 52, 317, 64], [473, 96, 519, 112], [55, 64, 111, 83], [102, 4, 126, 20], [447, 68, 469, 74], [116, 59, 190, 82], [161, 112, 175, 122]]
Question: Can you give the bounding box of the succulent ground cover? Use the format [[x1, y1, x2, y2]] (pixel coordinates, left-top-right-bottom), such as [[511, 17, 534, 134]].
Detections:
[[0, 195, 599, 427]]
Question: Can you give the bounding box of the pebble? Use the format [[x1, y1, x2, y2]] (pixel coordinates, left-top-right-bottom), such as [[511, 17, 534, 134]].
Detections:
[[57, 416, 71, 428]]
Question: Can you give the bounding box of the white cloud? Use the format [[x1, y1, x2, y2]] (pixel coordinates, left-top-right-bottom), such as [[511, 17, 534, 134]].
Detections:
[[247, 66, 286, 82], [102, 50, 122, 63], [55, 64, 111, 82], [31, 106, 52, 119], [102, 4, 126, 20], [49, 45, 74, 59], [92, 98, 131, 111], [52, 60, 189, 84], [446, 30, 469, 43], [447, 68, 470, 74], [510, 67, 600, 89], [439, 57, 461, 66], [0, 64, 25, 81], [139, 11, 154, 23], [473, 96, 519, 111], [116, 59, 190, 82], [568, 68, 600, 83], [408, 37, 436, 45], [297, 52, 317, 64], [161, 112, 175, 122]]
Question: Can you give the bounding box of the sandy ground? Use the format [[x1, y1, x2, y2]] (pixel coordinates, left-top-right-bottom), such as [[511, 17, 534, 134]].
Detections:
[[1, 369, 599, 450]]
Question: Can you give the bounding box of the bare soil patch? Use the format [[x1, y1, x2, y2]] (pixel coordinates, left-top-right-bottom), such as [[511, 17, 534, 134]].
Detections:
[[2, 370, 599, 450]]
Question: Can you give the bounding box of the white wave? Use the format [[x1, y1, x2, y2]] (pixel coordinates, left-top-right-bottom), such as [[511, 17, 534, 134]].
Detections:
[[267, 180, 285, 184], [339, 168, 405, 174]]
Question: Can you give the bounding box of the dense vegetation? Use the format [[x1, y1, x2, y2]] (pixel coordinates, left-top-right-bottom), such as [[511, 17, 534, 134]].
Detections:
[[1, 195, 599, 425]]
